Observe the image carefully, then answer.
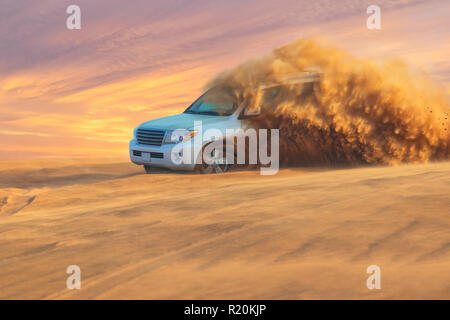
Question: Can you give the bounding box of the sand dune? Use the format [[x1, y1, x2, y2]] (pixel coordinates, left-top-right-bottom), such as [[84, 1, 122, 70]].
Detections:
[[0, 159, 449, 299]]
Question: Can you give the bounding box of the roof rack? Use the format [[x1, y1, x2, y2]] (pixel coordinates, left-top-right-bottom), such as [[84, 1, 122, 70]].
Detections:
[[259, 68, 321, 90]]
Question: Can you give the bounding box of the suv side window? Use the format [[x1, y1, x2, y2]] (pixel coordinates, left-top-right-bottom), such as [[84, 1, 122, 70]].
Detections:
[[241, 80, 317, 118], [242, 86, 280, 117]]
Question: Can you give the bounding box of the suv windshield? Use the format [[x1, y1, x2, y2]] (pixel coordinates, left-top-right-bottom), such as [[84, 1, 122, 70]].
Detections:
[[184, 89, 236, 116]]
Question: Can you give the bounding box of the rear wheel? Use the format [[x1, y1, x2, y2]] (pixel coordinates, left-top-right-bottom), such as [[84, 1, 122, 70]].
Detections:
[[143, 165, 151, 174]]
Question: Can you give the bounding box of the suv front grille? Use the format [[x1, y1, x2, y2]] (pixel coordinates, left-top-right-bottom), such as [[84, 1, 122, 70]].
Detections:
[[132, 150, 164, 159], [136, 129, 166, 146], [150, 152, 164, 159]]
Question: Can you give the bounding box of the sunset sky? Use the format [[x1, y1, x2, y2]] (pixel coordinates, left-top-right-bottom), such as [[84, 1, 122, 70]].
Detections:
[[1, 0, 449, 158]]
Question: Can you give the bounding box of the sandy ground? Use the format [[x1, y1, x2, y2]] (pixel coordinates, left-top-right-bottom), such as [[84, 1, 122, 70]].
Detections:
[[0, 159, 449, 299]]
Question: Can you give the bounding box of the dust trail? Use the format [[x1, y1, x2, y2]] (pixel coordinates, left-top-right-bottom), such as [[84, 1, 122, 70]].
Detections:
[[207, 38, 450, 166]]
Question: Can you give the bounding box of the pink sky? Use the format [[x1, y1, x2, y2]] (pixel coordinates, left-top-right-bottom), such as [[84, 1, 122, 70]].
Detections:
[[1, 0, 449, 158]]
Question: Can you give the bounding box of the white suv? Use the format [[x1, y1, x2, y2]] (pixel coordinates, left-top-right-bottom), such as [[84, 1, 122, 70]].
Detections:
[[129, 72, 319, 174]]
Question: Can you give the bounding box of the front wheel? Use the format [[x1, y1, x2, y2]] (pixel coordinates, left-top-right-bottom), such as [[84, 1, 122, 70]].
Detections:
[[195, 144, 235, 174]]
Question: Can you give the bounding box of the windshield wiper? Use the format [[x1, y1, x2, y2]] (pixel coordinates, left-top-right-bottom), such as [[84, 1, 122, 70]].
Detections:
[[186, 111, 221, 116], [198, 111, 220, 115], [184, 110, 227, 116]]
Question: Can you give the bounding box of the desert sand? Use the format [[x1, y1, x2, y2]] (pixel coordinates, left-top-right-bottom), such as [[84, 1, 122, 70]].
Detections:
[[0, 159, 449, 299]]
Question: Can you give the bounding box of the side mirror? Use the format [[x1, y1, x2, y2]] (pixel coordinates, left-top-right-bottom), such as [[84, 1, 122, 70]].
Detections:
[[239, 106, 261, 120]]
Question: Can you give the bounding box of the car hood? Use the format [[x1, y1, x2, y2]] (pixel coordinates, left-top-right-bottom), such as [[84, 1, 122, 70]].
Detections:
[[138, 113, 228, 130]]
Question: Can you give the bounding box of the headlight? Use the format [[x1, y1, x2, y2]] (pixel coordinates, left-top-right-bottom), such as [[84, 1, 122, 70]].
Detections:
[[163, 129, 197, 144]]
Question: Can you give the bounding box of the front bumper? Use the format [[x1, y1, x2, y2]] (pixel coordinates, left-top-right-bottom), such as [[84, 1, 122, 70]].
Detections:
[[129, 139, 197, 171]]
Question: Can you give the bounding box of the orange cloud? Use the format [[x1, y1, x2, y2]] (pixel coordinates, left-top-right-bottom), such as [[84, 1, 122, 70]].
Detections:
[[1, 0, 449, 158]]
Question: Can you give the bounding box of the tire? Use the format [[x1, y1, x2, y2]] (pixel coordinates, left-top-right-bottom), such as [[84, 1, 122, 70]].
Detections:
[[195, 143, 236, 174], [144, 165, 151, 174]]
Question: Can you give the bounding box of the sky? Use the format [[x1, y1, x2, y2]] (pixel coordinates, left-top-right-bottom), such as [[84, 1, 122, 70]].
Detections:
[[1, 0, 449, 158]]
